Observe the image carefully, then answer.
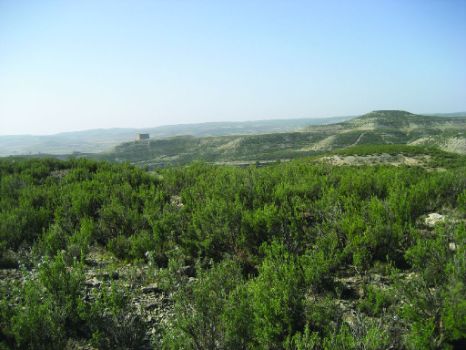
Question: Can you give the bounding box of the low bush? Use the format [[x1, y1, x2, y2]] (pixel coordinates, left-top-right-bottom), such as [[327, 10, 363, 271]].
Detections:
[[84, 284, 148, 350]]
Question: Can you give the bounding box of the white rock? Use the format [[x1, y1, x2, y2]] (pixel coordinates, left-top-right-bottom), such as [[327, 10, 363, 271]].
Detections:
[[425, 213, 445, 227], [142, 283, 162, 294], [84, 277, 101, 288]]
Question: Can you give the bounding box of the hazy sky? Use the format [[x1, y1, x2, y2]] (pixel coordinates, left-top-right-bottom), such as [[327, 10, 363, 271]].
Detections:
[[1, 0, 465, 135]]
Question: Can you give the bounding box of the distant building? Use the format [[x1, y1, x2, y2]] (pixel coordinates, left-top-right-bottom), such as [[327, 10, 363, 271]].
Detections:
[[136, 133, 150, 141]]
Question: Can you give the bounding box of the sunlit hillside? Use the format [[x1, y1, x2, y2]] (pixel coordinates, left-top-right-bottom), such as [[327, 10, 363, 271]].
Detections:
[[98, 111, 466, 168]]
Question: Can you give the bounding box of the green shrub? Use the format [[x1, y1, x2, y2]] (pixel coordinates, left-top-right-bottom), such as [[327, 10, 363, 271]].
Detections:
[[35, 222, 68, 257], [66, 217, 94, 262], [6, 252, 85, 349], [403, 318, 437, 350], [358, 285, 393, 317], [11, 282, 66, 350], [304, 296, 342, 335], [457, 189, 466, 212], [248, 241, 305, 348], [405, 227, 450, 286], [286, 325, 320, 350], [398, 275, 444, 349], [322, 320, 390, 350], [222, 283, 254, 350], [84, 283, 148, 350], [441, 224, 466, 345], [129, 230, 156, 260], [107, 235, 131, 259], [161, 259, 243, 350], [441, 281, 466, 345], [37, 252, 85, 332], [301, 231, 340, 291]]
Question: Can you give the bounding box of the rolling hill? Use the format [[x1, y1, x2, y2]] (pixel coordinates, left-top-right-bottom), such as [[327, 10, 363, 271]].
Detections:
[[98, 110, 466, 167], [0, 116, 348, 156]]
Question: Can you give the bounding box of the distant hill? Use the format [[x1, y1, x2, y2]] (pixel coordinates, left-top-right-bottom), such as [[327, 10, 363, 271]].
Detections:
[[423, 111, 466, 118], [343, 110, 466, 129], [0, 116, 348, 156], [98, 110, 466, 167]]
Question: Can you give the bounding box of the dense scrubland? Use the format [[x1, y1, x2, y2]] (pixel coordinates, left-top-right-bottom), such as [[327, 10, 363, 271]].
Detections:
[[0, 145, 465, 349]]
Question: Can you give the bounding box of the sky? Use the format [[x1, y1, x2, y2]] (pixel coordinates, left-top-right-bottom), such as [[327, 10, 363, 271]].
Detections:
[[0, 0, 465, 135]]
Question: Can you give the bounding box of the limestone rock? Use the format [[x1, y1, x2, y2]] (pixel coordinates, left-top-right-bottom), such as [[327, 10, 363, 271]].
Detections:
[[425, 213, 445, 227], [84, 277, 101, 288], [142, 283, 162, 294]]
